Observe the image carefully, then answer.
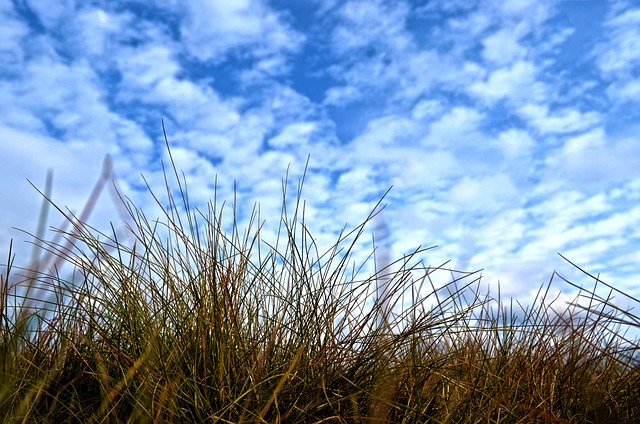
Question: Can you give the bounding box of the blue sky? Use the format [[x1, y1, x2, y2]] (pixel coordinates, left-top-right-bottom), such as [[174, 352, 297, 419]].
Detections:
[[1, 0, 640, 323]]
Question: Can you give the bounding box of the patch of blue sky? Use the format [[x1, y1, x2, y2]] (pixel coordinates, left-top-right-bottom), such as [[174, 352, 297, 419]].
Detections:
[[11, 1, 47, 35]]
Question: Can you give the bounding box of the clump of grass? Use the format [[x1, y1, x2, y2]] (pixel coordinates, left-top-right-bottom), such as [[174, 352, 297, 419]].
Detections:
[[2, 126, 639, 422]]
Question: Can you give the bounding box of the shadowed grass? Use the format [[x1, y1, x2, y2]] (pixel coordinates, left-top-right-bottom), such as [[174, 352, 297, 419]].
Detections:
[[1, 125, 639, 422]]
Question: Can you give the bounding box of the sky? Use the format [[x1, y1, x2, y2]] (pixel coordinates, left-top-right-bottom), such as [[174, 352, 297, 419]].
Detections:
[[1, 0, 640, 330]]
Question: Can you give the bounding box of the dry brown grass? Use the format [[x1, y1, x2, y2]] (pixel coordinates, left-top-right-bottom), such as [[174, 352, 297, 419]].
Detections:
[[2, 124, 639, 422]]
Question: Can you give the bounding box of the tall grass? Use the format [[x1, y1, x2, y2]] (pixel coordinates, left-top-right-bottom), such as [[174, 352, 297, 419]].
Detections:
[[2, 126, 639, 422]]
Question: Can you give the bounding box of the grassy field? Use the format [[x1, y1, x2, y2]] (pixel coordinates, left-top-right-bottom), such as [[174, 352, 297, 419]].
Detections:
[[2, 130, 639, 422]]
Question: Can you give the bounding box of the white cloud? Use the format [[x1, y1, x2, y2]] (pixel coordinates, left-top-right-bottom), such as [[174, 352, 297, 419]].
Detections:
[[494, 183, 640, 304], [478, 209, 527, 252], [24, 0, 70, 29], [586, 209, 640, 240], [240, 55, 294, 83], [0, 5, 29, 70], [606, 78, 640, 104], [160, 81, 244, 131], [474, 184, 639, 299], [116, 45, 181, 97], [326, 1, 477, 106], [181, 0, 304, 63], [336, 167, 378, 198], [544, 128, 640, 186], [0, 56, 120, 143], [411, 99, 443, 120], [528, 190, 605, 230], [595, 6, 640, 77], [496, 128, 536, 160], [388, 150, 459, 190], [331, 0, 411, 55], [268, 122, 317, 149], [329, 49, 449, 105], [355, 114, 419, 146], [496, 0, 555, 37], [517, 189, 639, 285], [448, 173, 520, 213], [481, 28, 527, 65], [448, 10, 493, 37], [424, 106, 484, 146], [500, 0, 537, 16], [72, 8, 133, 60], [518, 104, 601, 134], [469, 60, 538, 104], [114, 41, 248, 134], [109, 116, 154, 169], [323, 85, 361, 106], [157, 146, 219, 205]]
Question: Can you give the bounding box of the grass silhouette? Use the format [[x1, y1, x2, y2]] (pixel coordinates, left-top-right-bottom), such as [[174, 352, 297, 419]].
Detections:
[[1, 123, 639, 422]]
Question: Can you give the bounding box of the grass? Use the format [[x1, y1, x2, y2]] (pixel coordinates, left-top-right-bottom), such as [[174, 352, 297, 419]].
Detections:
[[2, 125, 639, 423]]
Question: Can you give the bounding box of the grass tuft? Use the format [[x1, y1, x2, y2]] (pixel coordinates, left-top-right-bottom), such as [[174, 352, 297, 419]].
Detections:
[[2, 124, 639, 422]]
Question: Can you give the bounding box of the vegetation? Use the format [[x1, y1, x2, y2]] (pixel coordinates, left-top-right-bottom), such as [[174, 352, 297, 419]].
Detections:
[[2, 127, 639, 422]]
